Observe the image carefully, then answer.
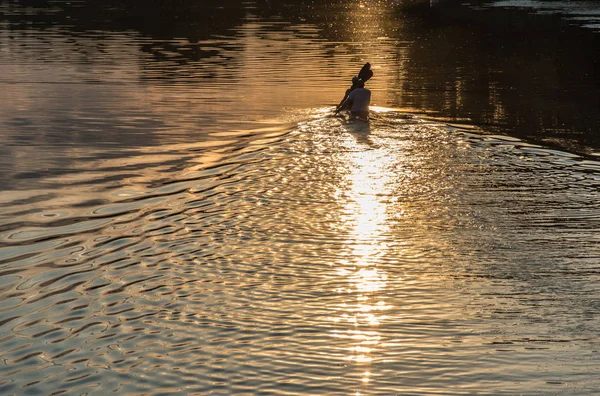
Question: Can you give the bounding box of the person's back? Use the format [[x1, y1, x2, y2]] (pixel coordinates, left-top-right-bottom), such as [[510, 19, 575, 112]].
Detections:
[[347, 85, 371, 119], [335, 63, 373, 116]]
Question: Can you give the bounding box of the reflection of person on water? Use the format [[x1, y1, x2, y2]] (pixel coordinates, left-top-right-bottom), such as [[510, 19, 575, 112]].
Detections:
[[342, 80, 371, 120], [335, 62, 373, 119]]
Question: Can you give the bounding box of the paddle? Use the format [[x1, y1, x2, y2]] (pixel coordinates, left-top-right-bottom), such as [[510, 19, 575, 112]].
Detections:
[[358, 62, 373, 83]]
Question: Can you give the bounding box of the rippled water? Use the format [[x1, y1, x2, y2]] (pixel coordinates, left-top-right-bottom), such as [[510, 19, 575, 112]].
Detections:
[[2, 111, 600, 394], [1, 1, 600, 395]]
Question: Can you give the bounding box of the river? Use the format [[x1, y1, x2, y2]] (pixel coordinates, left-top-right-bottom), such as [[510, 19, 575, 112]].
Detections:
[[1, 0, 599, 394]]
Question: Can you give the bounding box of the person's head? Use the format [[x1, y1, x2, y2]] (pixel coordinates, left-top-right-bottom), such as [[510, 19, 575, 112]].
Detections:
[[352, 76, 359, 85]]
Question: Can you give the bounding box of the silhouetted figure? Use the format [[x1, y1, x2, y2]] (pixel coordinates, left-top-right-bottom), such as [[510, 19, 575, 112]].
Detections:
[[340, 80, 371, 120], [335, 62, 373, 114], [336, 76, 359, 113]]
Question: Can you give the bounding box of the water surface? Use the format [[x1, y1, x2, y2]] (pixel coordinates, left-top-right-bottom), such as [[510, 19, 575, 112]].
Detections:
[[2, 109, 600, 394], [1, 1, 600, 394]]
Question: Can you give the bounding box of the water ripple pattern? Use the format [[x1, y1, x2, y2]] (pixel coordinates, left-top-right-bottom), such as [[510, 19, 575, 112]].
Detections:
[[2, 1, 600, 394], [0, 110, 599, 395]]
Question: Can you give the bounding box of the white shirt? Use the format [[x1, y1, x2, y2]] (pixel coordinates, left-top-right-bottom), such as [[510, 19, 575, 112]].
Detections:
[[347, 87, 371, 112]]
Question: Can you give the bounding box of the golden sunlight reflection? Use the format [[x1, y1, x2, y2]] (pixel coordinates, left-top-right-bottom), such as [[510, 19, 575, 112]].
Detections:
[[330, 139, 396, 379], [343, 149, 393, 264]]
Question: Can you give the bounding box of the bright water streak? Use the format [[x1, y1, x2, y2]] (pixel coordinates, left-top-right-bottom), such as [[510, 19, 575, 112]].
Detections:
[[1, 1, 600, 395], [1, 111, 600, 395]]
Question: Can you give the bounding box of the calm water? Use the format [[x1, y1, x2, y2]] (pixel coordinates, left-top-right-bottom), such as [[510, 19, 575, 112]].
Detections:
[[1, 1, 600, 394]]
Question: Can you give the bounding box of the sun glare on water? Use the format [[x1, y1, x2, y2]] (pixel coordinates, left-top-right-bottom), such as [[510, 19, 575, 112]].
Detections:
[[329, 139, 397, 382]]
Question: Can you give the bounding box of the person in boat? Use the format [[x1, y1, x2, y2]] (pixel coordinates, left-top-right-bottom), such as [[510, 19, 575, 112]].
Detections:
[[335, 62, 373, 115], [339, 79, 371, 120], [335, 76, 359, 113]]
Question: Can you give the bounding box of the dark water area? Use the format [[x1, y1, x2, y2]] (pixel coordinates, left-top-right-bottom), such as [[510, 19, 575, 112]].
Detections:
[[1, 1, 600, 395], [413, 0, 600, 153]]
